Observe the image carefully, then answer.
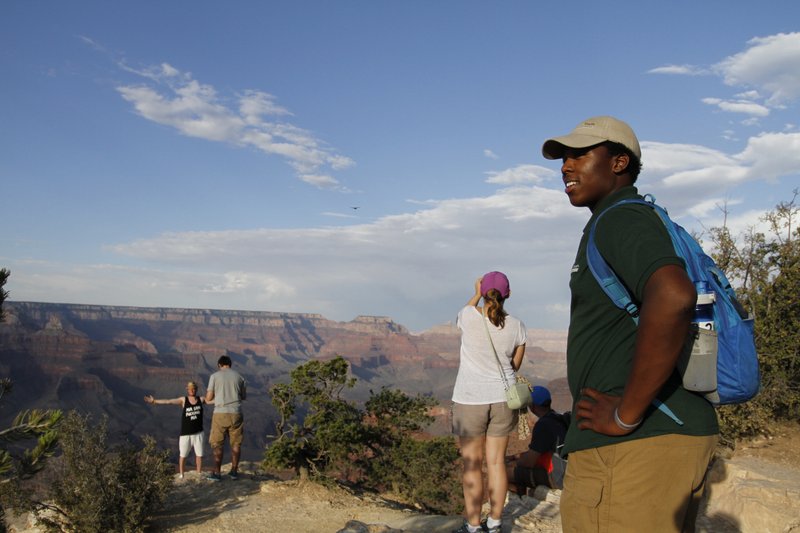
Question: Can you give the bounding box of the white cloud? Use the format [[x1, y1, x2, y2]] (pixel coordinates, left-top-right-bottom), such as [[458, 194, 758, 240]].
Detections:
[[629, 134, 799, 224], [722, 130, 738, 141], [299, 174, 342, 189], [322, 211, 358, 219], [93, 183, 585, 330], [735, 90, 761, 100], [724, 209, 776, 238], [203, 271, 292, 297], [239, 90, 292, 121], [701, 97, 770, 117], [736, 131, 800, 181], [484, 149, 499, 159], [653, 33, 800, 123], [648, 64, 709, 76], [714, 32, 800, 106], [484, 164, 556, 185], [641, 142, 737, 177], [661, 165, 750, 189], [115, 63, 353, 189], [685, 197, 743, 219], [642, 133, 800, 194]]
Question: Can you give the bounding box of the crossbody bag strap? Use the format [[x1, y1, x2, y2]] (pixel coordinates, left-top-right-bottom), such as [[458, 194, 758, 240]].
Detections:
[[482, 306, 511, 391]]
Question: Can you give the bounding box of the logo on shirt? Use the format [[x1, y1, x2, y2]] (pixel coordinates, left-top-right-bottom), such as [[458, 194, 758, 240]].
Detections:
[[571, 263, 579, 274]]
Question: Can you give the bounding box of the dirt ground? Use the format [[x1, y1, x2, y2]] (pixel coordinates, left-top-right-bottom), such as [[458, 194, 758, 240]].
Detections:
[[147, 463, 466, 533], [146, 421, 800, 533], [8, 421, 800, 533], [729, 420, 800, 470]]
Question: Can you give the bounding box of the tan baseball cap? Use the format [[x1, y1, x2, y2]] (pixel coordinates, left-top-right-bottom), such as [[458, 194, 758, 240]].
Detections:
[[542, 116, 641, 160]]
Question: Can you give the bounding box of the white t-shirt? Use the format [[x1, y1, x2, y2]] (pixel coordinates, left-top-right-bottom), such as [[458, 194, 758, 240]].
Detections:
[[451, 305, 527, 405]]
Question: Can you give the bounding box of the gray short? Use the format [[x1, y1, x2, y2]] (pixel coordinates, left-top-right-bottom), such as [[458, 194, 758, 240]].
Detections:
[[451, 402, 518, 437]]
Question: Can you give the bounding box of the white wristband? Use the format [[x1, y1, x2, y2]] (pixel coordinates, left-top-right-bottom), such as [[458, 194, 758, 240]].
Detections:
[[614, 407, 642, 431]]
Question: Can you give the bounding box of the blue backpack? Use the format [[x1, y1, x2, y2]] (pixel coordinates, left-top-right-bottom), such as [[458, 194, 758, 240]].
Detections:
[[587, 195, 760, 408]]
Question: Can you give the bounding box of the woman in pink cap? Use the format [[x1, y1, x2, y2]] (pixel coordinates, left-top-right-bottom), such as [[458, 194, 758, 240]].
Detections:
[[451, 271, 527, 533]]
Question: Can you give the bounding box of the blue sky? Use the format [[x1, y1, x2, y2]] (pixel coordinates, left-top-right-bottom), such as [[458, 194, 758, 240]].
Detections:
[[2, 1, 799, 332]]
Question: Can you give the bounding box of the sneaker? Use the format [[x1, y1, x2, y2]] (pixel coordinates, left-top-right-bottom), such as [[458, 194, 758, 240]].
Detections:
[[228, 469, 239, 480], [452, 522, 485, 533], [480, 519, 501, 533], [205, 472, 222, 482]]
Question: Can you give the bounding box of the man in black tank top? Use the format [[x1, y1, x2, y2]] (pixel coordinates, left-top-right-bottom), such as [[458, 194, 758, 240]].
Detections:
[[145, 381, 209, 478]]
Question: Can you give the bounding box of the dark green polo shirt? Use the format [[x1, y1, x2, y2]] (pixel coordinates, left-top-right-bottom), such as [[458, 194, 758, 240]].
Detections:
[[564, 186, 718, 454]]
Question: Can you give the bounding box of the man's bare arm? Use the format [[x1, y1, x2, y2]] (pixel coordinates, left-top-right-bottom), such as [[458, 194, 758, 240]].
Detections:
[[144, 396, 184, 406], [575, 264, 696, 435]]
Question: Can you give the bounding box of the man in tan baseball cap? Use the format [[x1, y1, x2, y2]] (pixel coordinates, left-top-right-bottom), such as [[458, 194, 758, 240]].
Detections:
[[542, 115, 641, 161], [539, 116, 644, 211], [543, 116, 719, 533]]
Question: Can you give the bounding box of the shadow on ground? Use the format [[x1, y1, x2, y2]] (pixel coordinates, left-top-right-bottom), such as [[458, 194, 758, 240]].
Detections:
[[149, 464, 277, 530]]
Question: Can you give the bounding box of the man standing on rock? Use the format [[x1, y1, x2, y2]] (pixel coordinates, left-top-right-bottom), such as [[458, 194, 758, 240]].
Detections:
[[205, 355, 246, 481], [144, 380, 208, 479], [541, 116, 718, 532]]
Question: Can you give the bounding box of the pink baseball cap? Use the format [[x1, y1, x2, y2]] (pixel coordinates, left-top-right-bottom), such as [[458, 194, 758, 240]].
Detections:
[[480, 271, 510, 298]]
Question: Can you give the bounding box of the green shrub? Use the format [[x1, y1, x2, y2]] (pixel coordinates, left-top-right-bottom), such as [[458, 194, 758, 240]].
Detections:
[[707, 191, 800, 444], [360, 388, 462, 514], [264, 357, 462, 514], [379, 437, 462, 515], [35, 411, 173, 533]]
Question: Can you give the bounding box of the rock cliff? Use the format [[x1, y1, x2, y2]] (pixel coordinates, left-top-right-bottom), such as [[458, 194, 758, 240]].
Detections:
[[0, 301, 567, 460]]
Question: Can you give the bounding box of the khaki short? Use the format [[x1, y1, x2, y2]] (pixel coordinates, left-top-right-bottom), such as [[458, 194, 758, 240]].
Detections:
[[451, 402, 518, 437], [561, 433, 718, 533], [209, 413, 244, 449]]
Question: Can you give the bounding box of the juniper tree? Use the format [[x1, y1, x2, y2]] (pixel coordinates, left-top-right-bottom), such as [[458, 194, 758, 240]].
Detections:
[[35, 412, 173, 533], [264, 357, 363, 480], [706, 191, 800, 442], [0, 269, 62, 532], [263, 357, 461, 513]]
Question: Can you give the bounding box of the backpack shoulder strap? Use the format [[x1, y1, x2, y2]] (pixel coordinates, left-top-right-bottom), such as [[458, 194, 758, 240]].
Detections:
[[586, 197, 658, 323], [586, 195, 685, 426]]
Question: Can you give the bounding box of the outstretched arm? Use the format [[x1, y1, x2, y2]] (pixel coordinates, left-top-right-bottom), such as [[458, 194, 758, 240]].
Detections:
[[144, 395, 184, 406], [575, 264, 696, 436]]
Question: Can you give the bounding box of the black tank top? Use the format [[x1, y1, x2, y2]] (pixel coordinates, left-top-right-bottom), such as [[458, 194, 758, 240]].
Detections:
[[181, 397, 204, 436]]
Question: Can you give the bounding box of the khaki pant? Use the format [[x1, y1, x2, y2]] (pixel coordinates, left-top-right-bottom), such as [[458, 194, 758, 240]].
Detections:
[[209, 413, 244, 449], [561, 433, 717, 533]]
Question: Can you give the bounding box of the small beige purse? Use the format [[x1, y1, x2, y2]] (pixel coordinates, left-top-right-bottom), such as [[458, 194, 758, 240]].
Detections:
[[482, 308, 531, 411]]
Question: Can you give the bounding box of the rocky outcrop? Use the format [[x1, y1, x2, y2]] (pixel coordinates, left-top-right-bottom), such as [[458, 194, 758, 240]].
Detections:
[[699, 454, 800, 532]]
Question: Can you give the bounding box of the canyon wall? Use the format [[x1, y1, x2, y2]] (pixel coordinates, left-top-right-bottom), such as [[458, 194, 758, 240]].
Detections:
[[0, 301, 568, 460]]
